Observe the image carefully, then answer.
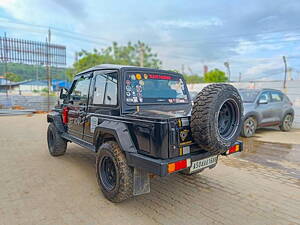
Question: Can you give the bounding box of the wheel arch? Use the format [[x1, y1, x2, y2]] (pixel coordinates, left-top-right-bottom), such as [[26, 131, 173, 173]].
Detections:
[[47, 112, 65, 133], [244, 112, 259, 126], [93, 120, 137, 154], [281, 109, 294, 121], [280, 109, 294, 127]]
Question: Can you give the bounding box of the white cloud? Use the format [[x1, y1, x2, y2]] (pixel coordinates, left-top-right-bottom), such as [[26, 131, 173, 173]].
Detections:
[[152, 17, 223, 29], [244, 60, 283, 77], [233, 39, 283, 54], [283, 33, 300, 41], [0, 0, 79, 29]]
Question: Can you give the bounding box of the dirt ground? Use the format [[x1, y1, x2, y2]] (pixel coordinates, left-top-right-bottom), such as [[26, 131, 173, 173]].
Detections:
[[251, 127, 300, 145], [0, 114, 300, 225]]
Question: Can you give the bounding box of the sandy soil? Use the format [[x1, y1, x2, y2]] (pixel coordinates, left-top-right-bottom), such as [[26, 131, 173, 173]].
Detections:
[[0, 114, 299, 225]]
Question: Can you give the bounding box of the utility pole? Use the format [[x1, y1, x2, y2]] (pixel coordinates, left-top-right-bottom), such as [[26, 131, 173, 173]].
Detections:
[[181, 64, 185, 74], [46, 29, 51, 112], [224, 62, 231, 82], [287, 67, 292, 80], [4, 32, 8, 97], [75, 51, 78, 62], [188, 66, 193, 75], [238, 72, 242, 82], [139, 43, 144, 67], [283, 56, 287, 89], [36, 63, 39, 81]]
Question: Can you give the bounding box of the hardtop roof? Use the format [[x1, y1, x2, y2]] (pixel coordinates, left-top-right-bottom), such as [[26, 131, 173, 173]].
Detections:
[[75, 64, 181, 77], [238, 88, 282, 92]]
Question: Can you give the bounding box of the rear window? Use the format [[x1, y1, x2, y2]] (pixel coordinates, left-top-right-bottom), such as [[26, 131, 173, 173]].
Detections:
[[239, 90, 260, 103], [125, 72, 189, 104]]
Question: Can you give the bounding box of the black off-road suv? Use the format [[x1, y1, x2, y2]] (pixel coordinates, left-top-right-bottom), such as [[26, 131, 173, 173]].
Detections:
[[47, 64, 243, 202]]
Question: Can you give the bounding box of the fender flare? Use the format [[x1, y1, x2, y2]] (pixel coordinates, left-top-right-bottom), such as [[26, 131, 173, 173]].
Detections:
[[93, 120, 137, 153], [47, 112, 65, 133]]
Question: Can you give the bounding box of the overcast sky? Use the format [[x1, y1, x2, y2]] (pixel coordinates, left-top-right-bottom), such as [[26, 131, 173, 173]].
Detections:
[[0, 0, 300, 81]]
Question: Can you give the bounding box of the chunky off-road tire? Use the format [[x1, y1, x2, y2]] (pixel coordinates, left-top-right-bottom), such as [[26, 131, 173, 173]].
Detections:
[[47, 123, 67, 156], [96, 141, 133, 203], [279, 114, 293, 131], [241, 117, 257, 137], [191, 84, 243, 154]]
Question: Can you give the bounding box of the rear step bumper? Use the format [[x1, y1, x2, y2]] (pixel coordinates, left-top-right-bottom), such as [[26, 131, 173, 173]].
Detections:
[[127, 141, 243, 177]]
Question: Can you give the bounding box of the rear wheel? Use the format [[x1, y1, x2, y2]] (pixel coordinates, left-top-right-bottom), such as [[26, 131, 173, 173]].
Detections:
[[280, 114, 293, 131], [96, 141, 133, 203], [241, 117, 257, 137], [47, 123, 67, 156], [191, 84, 243, 154]]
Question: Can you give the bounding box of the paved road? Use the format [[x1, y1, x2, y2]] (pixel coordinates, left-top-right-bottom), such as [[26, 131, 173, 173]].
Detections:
[[0, 115, 299, 225]]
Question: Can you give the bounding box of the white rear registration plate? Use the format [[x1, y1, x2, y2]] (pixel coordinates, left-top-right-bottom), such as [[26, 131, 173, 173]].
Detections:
[[190, 155, 218, 173]]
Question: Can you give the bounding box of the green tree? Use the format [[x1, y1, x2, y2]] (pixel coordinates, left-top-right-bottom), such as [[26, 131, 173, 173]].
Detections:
[[67, 41, 162, 80], [4, 72, 22, 82], [0, 63, 67, 81], [183, 74, 204, 84], [204, 69, 228, 83]]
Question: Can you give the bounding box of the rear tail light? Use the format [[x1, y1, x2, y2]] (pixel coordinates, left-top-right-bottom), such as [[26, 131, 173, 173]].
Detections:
[[226, 144, 240, 155], [168, 158, 191, 173]]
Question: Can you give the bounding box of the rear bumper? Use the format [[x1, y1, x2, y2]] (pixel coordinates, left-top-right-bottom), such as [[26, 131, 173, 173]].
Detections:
[[127, 141, 243, 177]]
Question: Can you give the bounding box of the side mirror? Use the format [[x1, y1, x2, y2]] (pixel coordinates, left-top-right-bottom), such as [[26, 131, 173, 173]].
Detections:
[[258, 98, 268, 104], [59, 88, 69, 100]]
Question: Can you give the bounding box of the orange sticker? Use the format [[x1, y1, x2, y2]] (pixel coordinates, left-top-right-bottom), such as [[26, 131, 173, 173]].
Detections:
[[136, 73, 142, 80]]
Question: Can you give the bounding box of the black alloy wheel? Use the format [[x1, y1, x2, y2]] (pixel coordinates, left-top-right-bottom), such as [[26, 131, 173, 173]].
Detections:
[[99, 156, 117, 191], [217, 99, 239, 140]]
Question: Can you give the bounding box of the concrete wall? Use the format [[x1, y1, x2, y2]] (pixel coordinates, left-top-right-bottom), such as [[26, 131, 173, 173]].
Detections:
[[187, 80, 300, 128], [0, 95, 57, 111]]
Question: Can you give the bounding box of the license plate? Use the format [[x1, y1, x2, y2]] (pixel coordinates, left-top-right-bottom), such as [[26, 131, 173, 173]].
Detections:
[[190, 155, 218, 173]]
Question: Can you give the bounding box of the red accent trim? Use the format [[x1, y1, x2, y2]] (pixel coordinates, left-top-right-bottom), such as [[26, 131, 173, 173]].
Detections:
[[62, 107, 69, 124], [148, 74, 172, 80], [260, 121, 280, 127]]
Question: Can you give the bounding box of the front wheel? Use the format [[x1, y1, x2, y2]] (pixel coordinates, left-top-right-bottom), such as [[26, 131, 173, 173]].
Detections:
[[280, 114, 293, 131], [96, 141, 133, 203], [47, 123, 67, 156], [241, 117, 257, 137]]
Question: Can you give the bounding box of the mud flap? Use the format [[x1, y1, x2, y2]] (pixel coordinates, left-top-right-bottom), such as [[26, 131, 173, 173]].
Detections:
[[133, 168, 150, 196]]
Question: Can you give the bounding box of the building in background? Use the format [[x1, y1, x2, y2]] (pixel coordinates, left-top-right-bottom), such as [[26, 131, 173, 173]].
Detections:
[[0, 79, 71, 94], [52, 79, 71, 91], [0, 76, 10, 85], [203, 65, 208, 75], [0, 80, 49, 94]]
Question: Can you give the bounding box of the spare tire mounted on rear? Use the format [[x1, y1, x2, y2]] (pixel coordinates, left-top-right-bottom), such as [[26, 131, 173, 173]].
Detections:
[[191, 84, 243, 154]]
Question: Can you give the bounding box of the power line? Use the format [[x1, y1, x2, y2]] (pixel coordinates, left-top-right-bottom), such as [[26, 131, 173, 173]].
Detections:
[[1, 17, 299, 79], [148, 28, 300, 46], [0, 18, 111, 43]]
